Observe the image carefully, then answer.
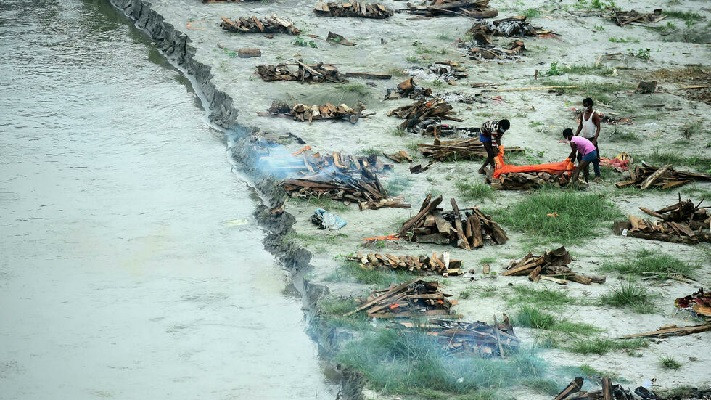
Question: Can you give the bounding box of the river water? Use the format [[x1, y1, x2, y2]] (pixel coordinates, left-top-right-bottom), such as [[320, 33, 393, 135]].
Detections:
[[0, 1, 334, 399]]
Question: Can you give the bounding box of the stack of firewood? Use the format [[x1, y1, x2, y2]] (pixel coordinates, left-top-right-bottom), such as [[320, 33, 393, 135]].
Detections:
[[614, 194, 711, 244], [267, 101, 363, 123], [407, 0, 498, 18], [398, 195, 508, 249], [384, 77, 433, 100], [344, 279, 454, 318], [555, 377, 646, 400], [503, 247, 606, 285], [468, 40, 526, 61], [676, 288, 711, 319], [348, 252, 462, 276], [220, 16, 301, 35], [616, 163, 711, 190], [612, 9, 665, 26], [388, 98, 462, 132], [468, 16, 554, 41], [256, 62, 346, 83], [400, 317, 519, 357], [314, 1, 393, 18], [282, 172, 386, 204], [488, 171, 570, 190], [419, 137, 523, 161]]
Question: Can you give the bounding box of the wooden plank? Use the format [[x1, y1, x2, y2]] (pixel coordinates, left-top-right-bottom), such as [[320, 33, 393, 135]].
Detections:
[[640, 164, 671, 189], [398, 195, 443, 237], [344, 279, 419, 316], [451, 198, 471, 250], [620, 323, 711, 339], [468, 215, 483, 248], [344, 72, 392, 80], [554, 377, 584, 400]]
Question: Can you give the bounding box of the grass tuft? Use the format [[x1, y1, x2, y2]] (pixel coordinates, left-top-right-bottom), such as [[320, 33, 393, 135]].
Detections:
[[545, 62, 614, 77], [660, 356, 682, 370], [335, 260, 412, 286], [457, 181, 495, 202], [515, 306, 601, 334], [494, 191, 623, 244], [566, 338, 648, 355], [601, 249, 699, 280], [599, 282, 655, 314], [507, 286, 579, 309]]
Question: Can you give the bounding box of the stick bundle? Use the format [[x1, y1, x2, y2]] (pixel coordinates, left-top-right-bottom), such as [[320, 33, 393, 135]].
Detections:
[[348, 252, 462, 276], [220, 16, 301, 35], [488, 171, 570, 190], [314, 1, 393, 19], [419, 137, 523, 160], [407, 0, 498, 18], [616, 163, 711, 190], [344, 279, 454, 318], [256, 62, 347, 83], [503, 247, 606, 285], [267, 101, 363, 123], [388, 98, 462, 132]]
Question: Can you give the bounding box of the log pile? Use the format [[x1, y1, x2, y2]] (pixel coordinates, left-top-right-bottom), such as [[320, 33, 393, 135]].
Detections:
[[503, 247, 606, 285], [344, 279, 454, 318], [267, 101, 363, 123], [613, 194, 711, 244], [220, 16, 301, 35], [468, 16, 554, 40], [398, 195, 508, 249], [348, 252, 463, 276], [615, 163, 711, 190], [675, 288, 711, 318], [358, 196, 411, 211], [419, 137, 523, 161], [402, 317, 519, 357], [388, 98, 462, 132], [406, 0, 498, 18], [612, 9, 665, 26], [384, 77, 433, 100], [383, 150, 412, 163], [256, 62, 347, 83], [488, 171, 571, 190], [429, 61, 468, 82], [314, 1, 393, 19], [554, 377, 651, 400], [468, 40, 526, 61]]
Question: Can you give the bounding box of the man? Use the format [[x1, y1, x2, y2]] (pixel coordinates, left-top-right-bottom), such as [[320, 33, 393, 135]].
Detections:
[[478, 119, 510, 175], [563, 128, 600, 186], [575, 97, 602, 181]]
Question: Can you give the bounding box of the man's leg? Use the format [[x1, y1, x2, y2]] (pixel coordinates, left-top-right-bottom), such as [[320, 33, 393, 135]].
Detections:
[[593, 143, 601, 177], [479, 141, 494, 173]]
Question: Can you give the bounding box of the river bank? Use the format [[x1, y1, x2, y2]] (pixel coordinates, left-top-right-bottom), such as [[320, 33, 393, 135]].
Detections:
[[105, 0, 710, 399]]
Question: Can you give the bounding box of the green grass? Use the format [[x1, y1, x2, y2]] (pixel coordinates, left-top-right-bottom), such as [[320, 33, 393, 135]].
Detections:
[[578, 364, 621, 380], [459, 288, 474, 299], [522, 8, 541, 17], [336, 328, 548, 397], [660, 356, 682, 370], [493, 191, 623, 244], [565, 338, 648, 355], [608, 37, 640, 43], [336, 83, 371, 96], [681, 120, 704, 139], [456, 181, 495, 202], [545, 62, 614, 77], [601, 249, 700, 280], [639, 150, 711, 174], [536, 79, 633, 104], [608, 129, 639, 143], [330, 260, 412, 286], [515, 306, 601, 334], [599, 282, 655, 314], [291, 196, 350, 212], [506, 286, 579, 309], [664, 10, 704, 27]]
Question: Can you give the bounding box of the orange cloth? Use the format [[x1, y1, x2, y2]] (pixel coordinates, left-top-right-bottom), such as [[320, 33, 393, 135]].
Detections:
[[493, 146, 574, 179]]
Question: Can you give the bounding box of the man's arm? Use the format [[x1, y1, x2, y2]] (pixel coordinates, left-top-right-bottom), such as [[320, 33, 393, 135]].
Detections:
[[575, 115, 583, 135], [592, 112, 601, 143], [568, 143, 577, 160]]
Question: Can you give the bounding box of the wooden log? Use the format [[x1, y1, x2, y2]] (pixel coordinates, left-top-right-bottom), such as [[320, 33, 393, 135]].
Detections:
[[602, 377, 611, 400], [640, 164, 671, 189], [555, 377, 584, 400], [620, 323, 711, 339], [451, 198, 471, 250], [399, 195, 443, 237], [344, 279, 419, 316], [468, 215, 484, 248]]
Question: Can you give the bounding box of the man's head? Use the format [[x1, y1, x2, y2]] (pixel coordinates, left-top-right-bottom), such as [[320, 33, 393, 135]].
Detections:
[[583, 98, 593, 110], [498, 119, 510, 132], [562, 128, 574, 140]]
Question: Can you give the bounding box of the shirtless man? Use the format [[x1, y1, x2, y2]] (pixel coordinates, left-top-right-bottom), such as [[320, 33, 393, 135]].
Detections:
[[575, 97, 601, 181]]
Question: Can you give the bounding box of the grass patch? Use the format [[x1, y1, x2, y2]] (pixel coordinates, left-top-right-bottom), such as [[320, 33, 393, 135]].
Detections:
[[578, 364, 621, 380], [609, 37, 640, 43], [638, 150, 711, 174], [536, 79, 633, 104], [599, 282, 655, 314], [522, 8, 541, 17], [515, 306, 601, 334], [479, 286, 498, 298], [335, 260, 412, 286], [664, 10, 704, 26], [456, 181, 495, 202], [493, 191, 623, 244], [660, 356, 682, 370], [507, 286, 578, 309], [681, 120, 704, 140], [336, 328, 548, 397], [291, 196, 349, 212], [566, 338, 648, 355], [545, 62, 614, 77], [459, 287, 474, 299], [608, 128, 639, 143], [601, 249, 699, 280], [337, 82, 371, 96]]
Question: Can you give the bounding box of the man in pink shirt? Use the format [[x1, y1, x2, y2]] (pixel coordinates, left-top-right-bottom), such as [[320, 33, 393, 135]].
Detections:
[[563, 128, 600, 185]]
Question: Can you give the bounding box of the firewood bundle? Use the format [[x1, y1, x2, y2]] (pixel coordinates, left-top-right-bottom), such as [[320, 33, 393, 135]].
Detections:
[[468, 40, 526, 61], [267, 101, 363, 123], [503, 247, 606, 285], [612, 9, 665, 26], [419, 137, 523, 161], [406, 0, 498, 18], [388, 98, 462, 132], [256, 62, 346, 83], [398, 195, 508, 249], [401, 317, 519, 357], [488, 171, 570, 190], [348, 252, 462, 276], [282, 152, 391, 204], [344, 279, 454, 318], [220, 16, 301, 35], [384, 77, 433, 101], [614, 195, 711, 244], [313, 1, 393, 19], [675, 288, 711, 318], [615, 163, 711, 190]]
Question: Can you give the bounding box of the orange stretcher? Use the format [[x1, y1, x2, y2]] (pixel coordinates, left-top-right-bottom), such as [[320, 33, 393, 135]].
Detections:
[[493, 146, 574, 179]]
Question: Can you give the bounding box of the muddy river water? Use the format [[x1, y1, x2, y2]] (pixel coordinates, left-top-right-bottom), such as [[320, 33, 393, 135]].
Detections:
[[0, 1, 335, 398]]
